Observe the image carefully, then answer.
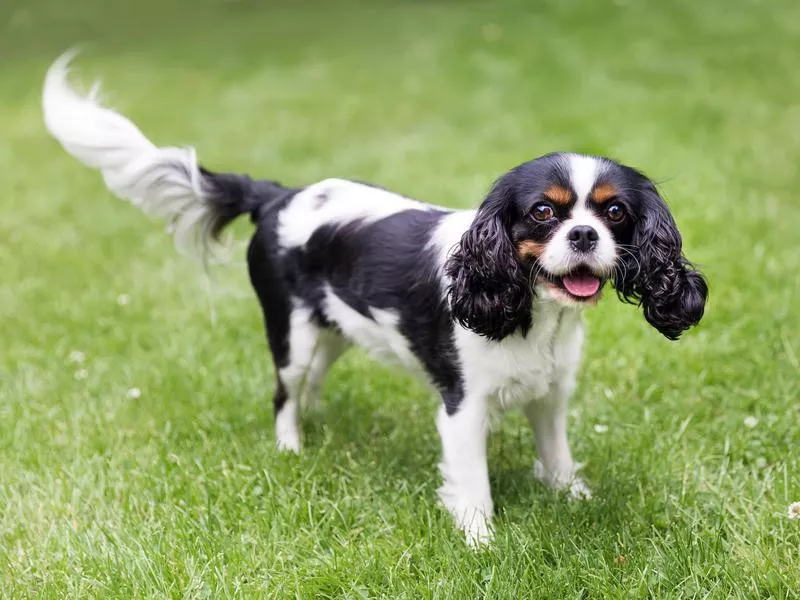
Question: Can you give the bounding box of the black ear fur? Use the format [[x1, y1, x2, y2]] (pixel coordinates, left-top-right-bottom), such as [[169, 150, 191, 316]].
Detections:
[[614, 182, 708, 340], [446, 179, 532, 341]]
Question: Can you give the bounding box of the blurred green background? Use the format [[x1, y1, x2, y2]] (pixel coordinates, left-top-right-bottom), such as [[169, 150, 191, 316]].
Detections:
[[1, 0, 799, 597]]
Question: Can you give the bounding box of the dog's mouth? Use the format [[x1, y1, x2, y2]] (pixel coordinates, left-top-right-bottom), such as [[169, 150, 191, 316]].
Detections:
[[538, 266, 605, 302]]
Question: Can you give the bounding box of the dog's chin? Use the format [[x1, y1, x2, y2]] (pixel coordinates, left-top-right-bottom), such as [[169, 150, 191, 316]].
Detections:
[[536, 265, 607, 307]]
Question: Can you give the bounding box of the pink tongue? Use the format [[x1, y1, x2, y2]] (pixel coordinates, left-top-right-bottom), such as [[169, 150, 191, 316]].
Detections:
[[562, 273, 601, 297]]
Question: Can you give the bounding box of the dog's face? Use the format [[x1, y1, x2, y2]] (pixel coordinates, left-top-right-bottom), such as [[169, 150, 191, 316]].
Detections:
[[447, 153, 707, 341], [509, 153, 627, 306]]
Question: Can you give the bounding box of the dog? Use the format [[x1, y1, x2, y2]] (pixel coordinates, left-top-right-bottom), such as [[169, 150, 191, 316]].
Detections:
[[42, 53, 707, 545]]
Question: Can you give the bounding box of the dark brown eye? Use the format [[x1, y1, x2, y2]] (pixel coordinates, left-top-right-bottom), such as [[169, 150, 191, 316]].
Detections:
[[606, 202, 625, 222], [532, 204, 555, 222]]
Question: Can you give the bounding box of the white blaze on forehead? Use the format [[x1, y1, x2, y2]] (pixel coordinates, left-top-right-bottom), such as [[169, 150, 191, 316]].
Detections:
[[566, 154, 601, 206]]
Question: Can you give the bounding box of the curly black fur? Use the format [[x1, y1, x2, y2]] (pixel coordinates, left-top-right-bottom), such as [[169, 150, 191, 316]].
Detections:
[[613, 181, 708, 340], [446, 178, 533, 341]]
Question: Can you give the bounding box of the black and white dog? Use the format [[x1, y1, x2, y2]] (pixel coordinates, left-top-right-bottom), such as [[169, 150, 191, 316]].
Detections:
[[43, 54, 707, 544]]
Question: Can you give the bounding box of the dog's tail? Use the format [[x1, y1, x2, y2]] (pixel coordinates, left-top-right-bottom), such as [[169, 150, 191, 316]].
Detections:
[[42, 52, 288, 260]]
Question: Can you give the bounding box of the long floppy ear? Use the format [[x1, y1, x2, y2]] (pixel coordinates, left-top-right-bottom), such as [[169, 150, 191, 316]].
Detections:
[[614, 182, 708, 339], [446, 179, 532, 341]]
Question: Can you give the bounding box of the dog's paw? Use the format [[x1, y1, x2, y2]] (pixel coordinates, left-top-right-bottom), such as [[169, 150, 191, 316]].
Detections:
[[532, 459, 549, 484], [566, 476, 592, 501], [451, 508, 493, 548], [533, 460, 592, 500], [275, 409, 301, 453], [463, 513, 493, 547], [438, 486, 494, 547], [275, 435, 300, 454]]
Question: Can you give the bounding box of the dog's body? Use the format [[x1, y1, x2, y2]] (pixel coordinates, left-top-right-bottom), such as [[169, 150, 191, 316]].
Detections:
[[43, 54, 707, 544]]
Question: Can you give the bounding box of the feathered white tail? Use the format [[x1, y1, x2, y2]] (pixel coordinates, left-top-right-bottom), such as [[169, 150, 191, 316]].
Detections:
[[42, 51, 225, 258]]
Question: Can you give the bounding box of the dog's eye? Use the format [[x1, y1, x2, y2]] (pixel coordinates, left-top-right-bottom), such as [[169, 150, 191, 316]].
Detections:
[[606, 202, 626, 222], [532, 204, 555, 222]]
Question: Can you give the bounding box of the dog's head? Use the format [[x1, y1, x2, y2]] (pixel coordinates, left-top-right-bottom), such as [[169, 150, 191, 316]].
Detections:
[[446, 153, 707, 341]]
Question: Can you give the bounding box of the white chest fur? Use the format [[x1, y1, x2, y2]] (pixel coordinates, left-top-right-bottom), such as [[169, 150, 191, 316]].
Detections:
[[456, 302, 585, 409]]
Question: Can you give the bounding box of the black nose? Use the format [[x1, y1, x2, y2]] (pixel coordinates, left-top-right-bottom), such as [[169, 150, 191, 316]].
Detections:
[[567, 225, 599, 252]]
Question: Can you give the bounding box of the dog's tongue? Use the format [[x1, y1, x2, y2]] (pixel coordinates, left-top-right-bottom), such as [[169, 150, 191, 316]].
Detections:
[[562, 273, 601, 297]]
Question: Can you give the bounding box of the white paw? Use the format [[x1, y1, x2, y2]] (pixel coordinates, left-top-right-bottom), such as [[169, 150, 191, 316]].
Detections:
[[275, 435, 300, 454], [533, 460, 592, 500], [532, 459, 549, 483], [275, 403, 300, 453], [438, 486, 494, 547], [460, 511, 494, 548], [566, 477, 592, 500]]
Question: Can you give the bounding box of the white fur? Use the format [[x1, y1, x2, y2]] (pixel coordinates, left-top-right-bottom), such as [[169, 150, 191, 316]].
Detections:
[[566, 153, 601, 205], [42, 52, 220, 258], [275, 307, 319, 452], [300, 329, 349, 411], [454, 301, 576, 408], [275, 397, 301, 453], [321, 286, 423, 373], [278, 179, 431, 248], [428, 209, 477, 271]]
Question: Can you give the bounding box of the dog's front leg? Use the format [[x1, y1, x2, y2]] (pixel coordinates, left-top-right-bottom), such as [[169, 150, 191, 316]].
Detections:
[[436, 392, 493, 546], [525, 312, 591, 499], [524, 387, 592, 500]]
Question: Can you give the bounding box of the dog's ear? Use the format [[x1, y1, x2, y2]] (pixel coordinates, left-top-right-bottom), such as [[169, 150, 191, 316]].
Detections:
[[446, 179, 532, 340], [614, 181, 707, 339]]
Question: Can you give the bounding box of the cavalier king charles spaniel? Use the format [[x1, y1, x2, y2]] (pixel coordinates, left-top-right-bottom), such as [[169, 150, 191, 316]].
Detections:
[[43, 54, 707, 545]]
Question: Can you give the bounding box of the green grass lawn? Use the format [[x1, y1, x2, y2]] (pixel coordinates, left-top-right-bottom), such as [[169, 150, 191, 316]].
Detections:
[[2, 0, 800, 596]]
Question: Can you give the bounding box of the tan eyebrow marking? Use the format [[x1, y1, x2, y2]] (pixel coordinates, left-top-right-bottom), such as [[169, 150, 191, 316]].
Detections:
[[517, 240, 546, 259], [542, 184, 573, 206], [590, 183, 618, 204]]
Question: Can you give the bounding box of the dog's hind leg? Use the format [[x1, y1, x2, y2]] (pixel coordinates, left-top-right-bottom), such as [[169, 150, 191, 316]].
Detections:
[[298, 329, 349, 411], [247, 226, 347, 452], [272, 311, 348, 452], [247, 233, 317, 453]]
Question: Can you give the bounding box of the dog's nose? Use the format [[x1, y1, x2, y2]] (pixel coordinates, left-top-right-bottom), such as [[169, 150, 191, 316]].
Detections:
[[567, 225, 599, 252]]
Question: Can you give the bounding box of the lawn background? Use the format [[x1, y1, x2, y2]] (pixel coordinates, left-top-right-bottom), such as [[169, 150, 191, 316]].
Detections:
[[1, 0, 799, 597]]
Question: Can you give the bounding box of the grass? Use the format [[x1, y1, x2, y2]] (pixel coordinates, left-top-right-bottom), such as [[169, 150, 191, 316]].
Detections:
[[2, 0, 799, 596]]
